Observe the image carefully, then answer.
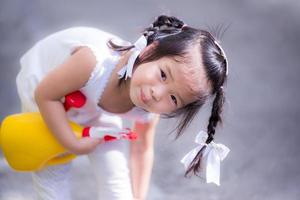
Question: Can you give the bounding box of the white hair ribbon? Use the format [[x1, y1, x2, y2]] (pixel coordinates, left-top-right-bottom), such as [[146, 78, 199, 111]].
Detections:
[[117, 35, 148, 80], [180, 130, 230, 186]]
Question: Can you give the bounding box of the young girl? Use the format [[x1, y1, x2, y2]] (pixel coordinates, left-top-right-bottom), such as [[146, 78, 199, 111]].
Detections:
[[16, 15, 229, 199]]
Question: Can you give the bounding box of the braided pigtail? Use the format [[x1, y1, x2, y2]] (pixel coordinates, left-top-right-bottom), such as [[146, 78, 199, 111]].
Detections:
[[107, 38, 135, 52], [184, 86, 226, 177], [107, 15, 185, 52], [142, 15, 185, 44], [206, 86, 225, 143]]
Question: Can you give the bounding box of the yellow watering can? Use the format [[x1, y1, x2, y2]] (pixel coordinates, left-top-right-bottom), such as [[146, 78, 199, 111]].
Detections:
[[0, 112, 137, 172]]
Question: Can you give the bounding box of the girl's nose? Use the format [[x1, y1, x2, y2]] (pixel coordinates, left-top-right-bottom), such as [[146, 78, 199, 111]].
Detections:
[[151, 84, 166, 102]]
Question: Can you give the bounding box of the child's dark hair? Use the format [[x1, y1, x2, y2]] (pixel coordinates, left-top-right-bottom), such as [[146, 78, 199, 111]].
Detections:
[[107, 15, 228, 177]]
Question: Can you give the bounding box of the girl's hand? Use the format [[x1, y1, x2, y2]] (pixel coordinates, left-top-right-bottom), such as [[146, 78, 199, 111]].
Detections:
[[70, 137, 104, 155]]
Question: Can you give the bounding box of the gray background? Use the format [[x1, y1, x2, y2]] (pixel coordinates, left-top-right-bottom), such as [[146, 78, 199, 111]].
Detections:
[[1, 0, 300, 199]]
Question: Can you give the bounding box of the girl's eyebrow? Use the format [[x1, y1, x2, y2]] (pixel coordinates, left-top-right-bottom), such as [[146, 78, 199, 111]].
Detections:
[[166, 64, 174, 81], [166, 65, 185, 107], [166, 65, 175, 81]]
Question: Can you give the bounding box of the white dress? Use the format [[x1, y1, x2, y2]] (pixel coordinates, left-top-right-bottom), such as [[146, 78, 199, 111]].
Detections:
[[16, 27, 155, 200]]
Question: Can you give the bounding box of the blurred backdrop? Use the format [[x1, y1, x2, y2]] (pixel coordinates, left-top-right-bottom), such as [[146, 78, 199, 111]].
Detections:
[[1, 0, 300, 199]]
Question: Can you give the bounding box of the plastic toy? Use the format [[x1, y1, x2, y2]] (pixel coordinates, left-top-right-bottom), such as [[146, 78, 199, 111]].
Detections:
[[63, 90, 86, 111], [0, 112, 137, 171]]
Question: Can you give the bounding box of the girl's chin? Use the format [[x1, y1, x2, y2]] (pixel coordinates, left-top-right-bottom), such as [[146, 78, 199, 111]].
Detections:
[[136, 102, 148, 111], [134, 98, 150, 112], [132, 98, 146, 110]]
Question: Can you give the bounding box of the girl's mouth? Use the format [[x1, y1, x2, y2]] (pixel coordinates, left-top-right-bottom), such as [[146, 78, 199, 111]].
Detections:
[[140, 88, 148, 104]]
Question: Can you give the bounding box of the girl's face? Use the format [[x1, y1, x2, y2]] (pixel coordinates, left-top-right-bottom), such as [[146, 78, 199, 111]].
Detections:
[[129, 45, 211, 114]]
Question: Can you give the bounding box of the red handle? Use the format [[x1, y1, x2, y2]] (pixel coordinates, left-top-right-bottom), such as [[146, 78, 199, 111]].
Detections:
[[82, 127, 138, 142], [64, 91, 86, 111]]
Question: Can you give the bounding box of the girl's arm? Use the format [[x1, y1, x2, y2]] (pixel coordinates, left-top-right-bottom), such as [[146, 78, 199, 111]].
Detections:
[[34, 47, 102, 155], [130, 114, 160, 200]]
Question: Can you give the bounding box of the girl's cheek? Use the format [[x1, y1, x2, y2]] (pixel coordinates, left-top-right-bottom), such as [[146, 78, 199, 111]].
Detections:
[[158, 101, 171, 113]]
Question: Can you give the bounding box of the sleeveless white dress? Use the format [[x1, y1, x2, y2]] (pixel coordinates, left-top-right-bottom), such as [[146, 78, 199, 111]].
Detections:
[[16, 27, 155, 200]]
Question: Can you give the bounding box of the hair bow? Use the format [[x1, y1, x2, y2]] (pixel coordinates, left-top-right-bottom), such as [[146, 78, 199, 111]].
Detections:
[[180, 130, 230, 186], [117, 35, 148, 80]]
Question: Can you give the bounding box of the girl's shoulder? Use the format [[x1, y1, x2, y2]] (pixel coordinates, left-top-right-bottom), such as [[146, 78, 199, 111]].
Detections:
[[61, 26, 128, 56], [37, 26, 126, 51], [53, 26, 116, 37], [58, 26, 126, 44]]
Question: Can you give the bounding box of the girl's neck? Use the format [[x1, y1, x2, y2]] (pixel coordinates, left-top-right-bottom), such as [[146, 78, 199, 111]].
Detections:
[[101, 50, 135, 113], [117, 50, 135, 105]]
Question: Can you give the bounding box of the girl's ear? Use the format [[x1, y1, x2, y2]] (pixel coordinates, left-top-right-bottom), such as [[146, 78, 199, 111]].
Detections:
[[139, 41, 159, 60]]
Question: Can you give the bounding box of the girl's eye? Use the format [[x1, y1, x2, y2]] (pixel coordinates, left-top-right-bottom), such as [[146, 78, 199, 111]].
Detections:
[[160, 69, 177, 105], [171, 95, 177, 105], [160, 69, 166, 81]]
